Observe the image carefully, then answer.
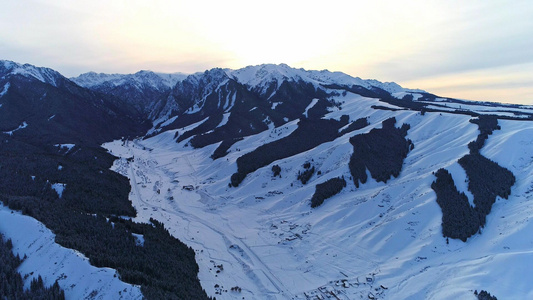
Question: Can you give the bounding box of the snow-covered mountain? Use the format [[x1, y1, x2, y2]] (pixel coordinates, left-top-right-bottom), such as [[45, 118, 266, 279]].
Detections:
[[0, 60, 207, 300], [156, 64, 427, 128], [72, 70, 186, 90], [72, 70, 188, 115], [226, 63, 424, 97], [2, 60, 533, 300], [0, 60, 66, 87], [104, 92, 533, 299], [0, 60, 147, 145], [73, 64, 427, 133]]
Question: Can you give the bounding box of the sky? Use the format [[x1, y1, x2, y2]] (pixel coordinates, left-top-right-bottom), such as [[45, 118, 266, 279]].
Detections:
[[1, 0, 532, 104]]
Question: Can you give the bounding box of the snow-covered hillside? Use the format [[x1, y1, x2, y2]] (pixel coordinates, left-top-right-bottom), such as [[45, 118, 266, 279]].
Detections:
[[0, 203, 143, 299], [104, 90, 533, 299]]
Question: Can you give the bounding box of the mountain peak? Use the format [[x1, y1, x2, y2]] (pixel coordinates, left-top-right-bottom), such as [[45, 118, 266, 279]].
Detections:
[[222, 63, 424, 97], [72, 70, 187, 90], [0, 60, 65, 87]]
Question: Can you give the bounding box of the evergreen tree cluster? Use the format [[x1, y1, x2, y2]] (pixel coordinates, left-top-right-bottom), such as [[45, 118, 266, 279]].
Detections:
[[431, 169, 480, 241], [166, 76, 345, 160], [0, 139, 209, 299], [171, 77, 327, 154], [475, 289, 498, 300], [305, 98, 334, 119], [348, 117, 413, 187], [176, 113, 223, 143], [459, 153, 515, 225], [271, 164, 281, 177], [468, 115, 500, 153], [181, 80, 273, 151], [310, 177, 347, 208], [231, 116, 352, 187], [0, 141, 135, 216], [432, 116, 515, 242], [189, 103, 270, 150], [339, 117, 370, 135], [297, 162, 315, 184], [0, 234, 65, 300], [270, 80, 329, 121], [211, 137, 243, 160]]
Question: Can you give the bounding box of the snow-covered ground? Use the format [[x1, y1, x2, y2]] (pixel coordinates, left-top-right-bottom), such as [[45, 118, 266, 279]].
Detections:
[[3, 121, 28, 136], [103, 92, 533, 299], [0, 204, 143, 300], [423, 100, 533, 119], [0, 82, 10, 98]]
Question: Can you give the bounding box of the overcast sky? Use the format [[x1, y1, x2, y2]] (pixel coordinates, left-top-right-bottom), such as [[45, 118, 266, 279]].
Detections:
[[1, 0, 532, 104]]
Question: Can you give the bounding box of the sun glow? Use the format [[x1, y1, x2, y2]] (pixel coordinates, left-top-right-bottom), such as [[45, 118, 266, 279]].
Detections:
[[1, 0, 532, 104]]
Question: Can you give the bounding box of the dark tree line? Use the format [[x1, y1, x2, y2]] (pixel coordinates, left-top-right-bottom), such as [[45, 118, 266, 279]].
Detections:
[[230, 116, 354, 187], [211, 137, 243, 160], [270, 80, 329, 121], [172, 78, 349, 160], [348, 117, 413, 187], [304, 98, 335, 120], [468, 115, 500, 154], [339, 117, 370, 135], [311, 177, 347, 208], [189, 104, 269, 149], [176, 113, 223, 143], [432, 116, 515, 242], [0, 139, 209, 299], [475, 290, 498, 300], [0, 234, 65, 300]]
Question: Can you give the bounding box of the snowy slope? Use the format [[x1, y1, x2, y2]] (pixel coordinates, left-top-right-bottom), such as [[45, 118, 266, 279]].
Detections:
[[104, 89, 533, 299], [0, 204, 142, 299]]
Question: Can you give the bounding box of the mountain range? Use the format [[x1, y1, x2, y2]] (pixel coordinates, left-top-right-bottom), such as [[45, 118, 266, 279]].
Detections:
[[1, 59, 532, 299]]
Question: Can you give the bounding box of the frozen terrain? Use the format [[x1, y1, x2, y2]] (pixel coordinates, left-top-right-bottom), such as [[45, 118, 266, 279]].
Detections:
[[104, 93, 533, 299], [0, 204, 143, 300], [5, 59, 532, 299]]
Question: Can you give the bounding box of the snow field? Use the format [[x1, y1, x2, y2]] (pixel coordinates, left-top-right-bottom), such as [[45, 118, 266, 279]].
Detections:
[[103, 93, 533, 299]]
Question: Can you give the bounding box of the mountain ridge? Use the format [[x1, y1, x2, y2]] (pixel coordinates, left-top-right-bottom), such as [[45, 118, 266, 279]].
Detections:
[[71, 63, 428, 126]]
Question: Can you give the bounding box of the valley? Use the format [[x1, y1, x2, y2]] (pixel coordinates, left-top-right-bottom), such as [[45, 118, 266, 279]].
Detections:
[[104, 93, 533, 299]]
